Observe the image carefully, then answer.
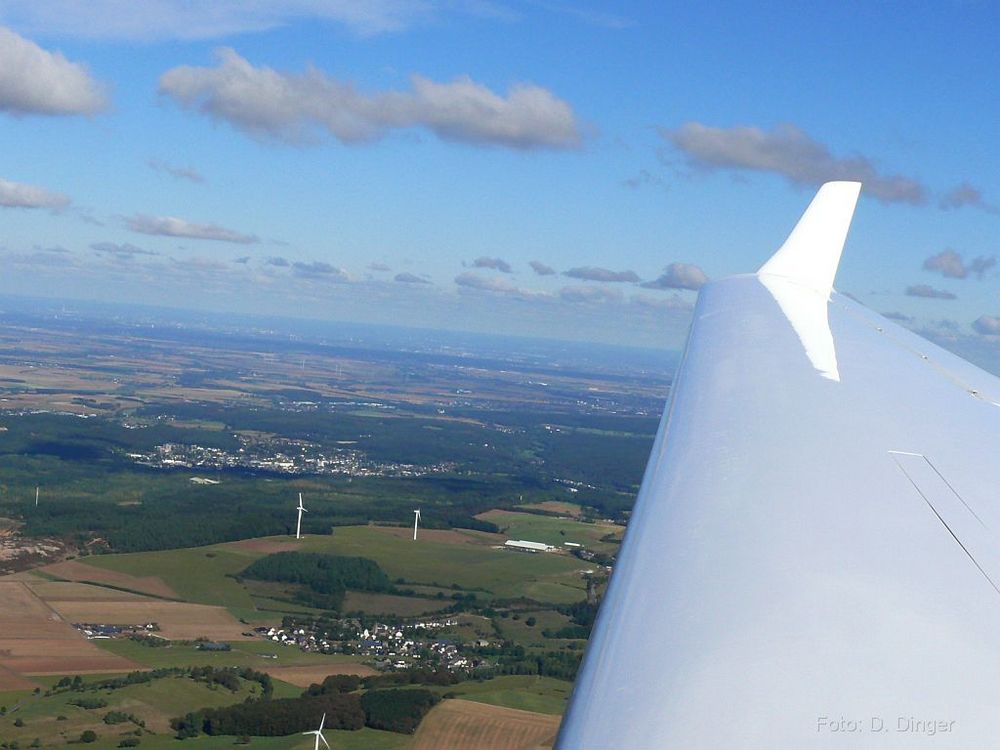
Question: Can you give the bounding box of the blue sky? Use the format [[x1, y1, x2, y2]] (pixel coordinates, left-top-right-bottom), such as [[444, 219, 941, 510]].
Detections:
[[0, 1, 997, 352]]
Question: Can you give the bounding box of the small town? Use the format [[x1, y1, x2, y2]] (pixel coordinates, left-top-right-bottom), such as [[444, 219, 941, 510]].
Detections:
[[251, 617, 489, 673], [125, 438, 455, 478]]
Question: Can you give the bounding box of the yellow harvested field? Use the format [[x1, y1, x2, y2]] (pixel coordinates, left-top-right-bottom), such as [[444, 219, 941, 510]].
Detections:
[[410, 699, 560, 750], [266, 663, 377, 687], [41, 559, 180, 599], [0, 582, 138, 676], [43, 599, 253, 641]]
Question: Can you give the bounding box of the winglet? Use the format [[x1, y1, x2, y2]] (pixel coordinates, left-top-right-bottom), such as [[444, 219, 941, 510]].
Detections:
[[758, 181, 861, 298]]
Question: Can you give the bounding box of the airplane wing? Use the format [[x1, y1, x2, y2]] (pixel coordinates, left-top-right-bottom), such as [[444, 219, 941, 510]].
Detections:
[[555, 182, 1000, 748]]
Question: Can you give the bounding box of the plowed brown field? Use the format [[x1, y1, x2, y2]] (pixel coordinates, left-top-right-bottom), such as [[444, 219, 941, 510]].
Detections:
[[0, 582, 138, 677], [43, 599, 251, 641]]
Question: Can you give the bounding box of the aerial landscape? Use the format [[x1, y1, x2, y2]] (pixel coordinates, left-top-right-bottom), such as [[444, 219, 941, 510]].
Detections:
[[0, 2, 997, 748], [0, 300, 668, 748]]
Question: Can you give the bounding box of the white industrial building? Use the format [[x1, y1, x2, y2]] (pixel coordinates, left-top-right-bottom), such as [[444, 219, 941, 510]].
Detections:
[[504, 539, 555, 553]]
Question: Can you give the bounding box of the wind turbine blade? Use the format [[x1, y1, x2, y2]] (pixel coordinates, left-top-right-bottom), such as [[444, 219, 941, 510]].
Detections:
[[319, 733, 331, 750]]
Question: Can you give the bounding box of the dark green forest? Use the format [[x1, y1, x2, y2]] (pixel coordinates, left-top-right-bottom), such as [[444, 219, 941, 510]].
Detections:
[[0, 402, 653, 552], [239, 552, 393, 610]]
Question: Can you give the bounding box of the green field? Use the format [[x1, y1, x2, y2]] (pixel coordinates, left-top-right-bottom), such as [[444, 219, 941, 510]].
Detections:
[[82, 546, 258, 610], [443, 676, 573, 715], [2, 674, 259, 749], [8, 524, 593, 747], [299, 527, 592, 602], [75, 525, 594, 609], [495, 609, 577, 648]]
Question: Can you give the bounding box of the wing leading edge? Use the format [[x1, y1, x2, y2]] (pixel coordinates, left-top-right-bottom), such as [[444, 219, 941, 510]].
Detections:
[[555, 183, 1000, 748]]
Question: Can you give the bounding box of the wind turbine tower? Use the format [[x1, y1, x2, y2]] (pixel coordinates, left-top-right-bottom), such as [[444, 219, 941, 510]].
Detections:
[[296, 493, 308, 540], [412, 508, 421, 541], [35, 486, 39, 507], [302, 713, 330, 750]]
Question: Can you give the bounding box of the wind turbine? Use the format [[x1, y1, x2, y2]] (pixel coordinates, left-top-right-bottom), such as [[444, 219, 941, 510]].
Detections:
[[412, 509, 421, 541], [302, 713, 330, 750], [295, 493, 308, 540]]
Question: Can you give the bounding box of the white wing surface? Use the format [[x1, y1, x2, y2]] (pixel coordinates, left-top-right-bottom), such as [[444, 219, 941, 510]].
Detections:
[[555, 182, 1000, 748]]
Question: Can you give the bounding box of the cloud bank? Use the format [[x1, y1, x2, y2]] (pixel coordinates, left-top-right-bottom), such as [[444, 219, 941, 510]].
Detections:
[[159, 49, 581, 150]]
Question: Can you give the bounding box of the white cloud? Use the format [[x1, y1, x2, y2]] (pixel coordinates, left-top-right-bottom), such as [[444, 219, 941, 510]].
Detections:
[[0, 176, 70, 209], [662, 122, 926, 205], [0, 1, 431, 39], [641, 262, 707, 291], [148, 159, 205, 183], [125, 214, 258, 244], [472, 256, 513, 273], [529, 260, 555, 276], [455, 271, 518, 293], [905, 284, 956, 300], [394, 272, 431, 284], [159, 49, 581, 150], [972, 315, 1000, 336], [923, 249, 996, 280], [563, 266, 639, 283], [0, 26, 106, 116], [939, 182, 1000, 214], [292, 260, 351, 281], [91, 241, 157, 260], [0, 2, 625, 41]]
